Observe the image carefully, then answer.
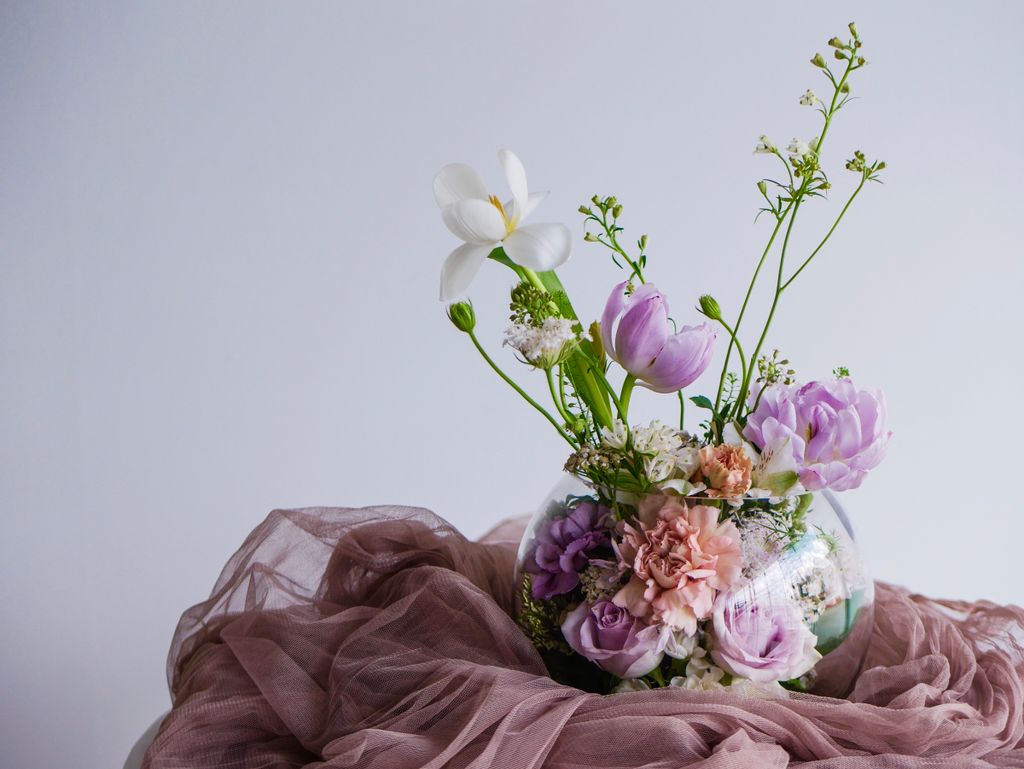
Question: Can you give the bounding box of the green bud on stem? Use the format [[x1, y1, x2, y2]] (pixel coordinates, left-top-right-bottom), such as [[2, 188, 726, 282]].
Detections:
[[811, 53, 827, 68], [446, 301, 476, 333], [698, 294, 722, 321]]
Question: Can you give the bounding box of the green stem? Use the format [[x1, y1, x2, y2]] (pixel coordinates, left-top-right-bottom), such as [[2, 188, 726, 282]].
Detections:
[[733, 56, 857, 420], [713, 317, 749, 399], [546, 367, 575, 426], [619, 374, 637, 420], [677, 391, 686, 431], [468, 331, 577, 448], [735, 198, 803, 420], [714, 205, 790, 412], [780, 174, 867, 291]]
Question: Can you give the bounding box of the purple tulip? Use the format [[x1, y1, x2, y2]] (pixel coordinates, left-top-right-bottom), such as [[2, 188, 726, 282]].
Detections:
[[601, 281, 716, 393], [561, 599, 666, 678], [710, 592, 821, 683], [743, 377, 891, 492], [525, 499, 610, 600]]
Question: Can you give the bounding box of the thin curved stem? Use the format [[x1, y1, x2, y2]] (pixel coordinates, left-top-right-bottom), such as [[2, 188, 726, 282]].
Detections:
[[781, 174, 867, 291], [468, 331, 577, 448], [546, 367, 575, 426]]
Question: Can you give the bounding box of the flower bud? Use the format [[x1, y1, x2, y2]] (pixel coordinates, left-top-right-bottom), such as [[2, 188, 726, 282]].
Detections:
[[848, 21, 858, 39], [698, 294, 722, 321], [828, 37, 844, 48], [638, 234, 648, 251], [584, 232, 599, 242], [612, 204, 623, 219], [588, 320, 605, 362], [579, 205, 593, 215], [811, 53, 827, 68], [876, 161, 886, 171], [839, 82, 850, 94], [757, 180, 768, 195], [834, 49, 847, 60], [446, 301, 476, 333], [591, 194, 601, 205], [857, 57, 867, 66]]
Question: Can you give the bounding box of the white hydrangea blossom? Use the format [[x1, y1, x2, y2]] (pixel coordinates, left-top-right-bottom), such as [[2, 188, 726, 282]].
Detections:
[[503, 317, 576, 368]]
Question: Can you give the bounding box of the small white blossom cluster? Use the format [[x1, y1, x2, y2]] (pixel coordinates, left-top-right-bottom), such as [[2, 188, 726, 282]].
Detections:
[[669, 646, 726, 691], [600, 420, 705, 490], [799, 88, 819, 106], [754, 134, 776, 154], [787, 137, 816, 161], [503, 317, 576, 368]]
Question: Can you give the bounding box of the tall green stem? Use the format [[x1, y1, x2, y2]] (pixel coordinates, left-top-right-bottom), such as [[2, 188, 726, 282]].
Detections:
[[733, 55, 857, 420], [715, 188, 791, 412]]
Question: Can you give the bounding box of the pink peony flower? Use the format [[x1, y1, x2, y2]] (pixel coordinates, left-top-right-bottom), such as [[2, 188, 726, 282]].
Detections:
[[561, 599, 666, 678], [710, 592, 821, 683], [743, 377, 891, 492], [699, 444, 753, 498], [613, 497, 743, 635]]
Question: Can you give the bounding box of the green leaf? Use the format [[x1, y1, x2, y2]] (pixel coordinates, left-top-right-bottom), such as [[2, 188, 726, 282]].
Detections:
[[689, 395, 715, 411]]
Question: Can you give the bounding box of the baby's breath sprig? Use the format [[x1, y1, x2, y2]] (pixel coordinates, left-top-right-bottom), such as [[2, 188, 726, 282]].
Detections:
[[756, 350, 797, 387], [580, 195, 648, 283]]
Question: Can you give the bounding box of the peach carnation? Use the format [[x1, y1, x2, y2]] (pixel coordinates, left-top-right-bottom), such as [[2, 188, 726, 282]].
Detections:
[[613, 497, 743, 635], [699, 444, 752, 498]]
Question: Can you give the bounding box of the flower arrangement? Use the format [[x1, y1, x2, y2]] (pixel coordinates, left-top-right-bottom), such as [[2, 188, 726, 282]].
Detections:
[[436, 24, 889, 695]]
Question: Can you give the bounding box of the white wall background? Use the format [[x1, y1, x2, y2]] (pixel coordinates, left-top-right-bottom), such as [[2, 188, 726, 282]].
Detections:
[[2, 2, 1022, 766]]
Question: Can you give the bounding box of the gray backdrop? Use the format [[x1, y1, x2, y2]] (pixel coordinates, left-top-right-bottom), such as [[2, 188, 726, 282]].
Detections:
[[3, 2, 1022, 767]]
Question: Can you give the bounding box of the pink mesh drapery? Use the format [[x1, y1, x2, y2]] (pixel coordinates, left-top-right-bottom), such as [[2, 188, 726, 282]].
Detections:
[[142, 506, 1024, 768]]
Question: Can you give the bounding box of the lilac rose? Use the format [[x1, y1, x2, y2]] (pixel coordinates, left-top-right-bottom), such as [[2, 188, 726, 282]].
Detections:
[[743, 377, 891, 492], [561, 599, 666, 678], [525, 499, 610, 600], [710, 593, 821, 682]]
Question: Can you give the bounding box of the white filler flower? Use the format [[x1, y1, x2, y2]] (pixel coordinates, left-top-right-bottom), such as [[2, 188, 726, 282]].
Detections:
[[433, 150, 572, 300], [503, 317, 576, 368]]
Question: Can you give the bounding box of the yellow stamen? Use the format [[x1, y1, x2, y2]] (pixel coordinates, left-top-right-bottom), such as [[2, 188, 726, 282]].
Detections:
[[489, 195, 515, 234]]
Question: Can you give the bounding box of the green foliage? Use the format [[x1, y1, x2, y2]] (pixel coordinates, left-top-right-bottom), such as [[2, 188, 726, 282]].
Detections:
[[517, 575, 572, 655], [509, 282, 566, 327]]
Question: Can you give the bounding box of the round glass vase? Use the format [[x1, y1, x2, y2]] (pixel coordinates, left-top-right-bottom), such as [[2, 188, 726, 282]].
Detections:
[[515, 474, 874, 697]]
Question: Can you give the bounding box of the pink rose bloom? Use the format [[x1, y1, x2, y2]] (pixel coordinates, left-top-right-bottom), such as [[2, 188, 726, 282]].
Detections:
[[699, 444, 753, 498], [561, 599, 666, 678], [613, 497, 742, 635], [710, 592, 821, 682]]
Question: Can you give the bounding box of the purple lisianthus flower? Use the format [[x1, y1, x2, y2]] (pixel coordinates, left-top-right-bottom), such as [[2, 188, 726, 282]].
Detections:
[[525, 499, 610, 600], [710, 592, 821, 683], [561, 599, 666, 678], [601, 281, 716, 393], [743, 377, 891, 492]]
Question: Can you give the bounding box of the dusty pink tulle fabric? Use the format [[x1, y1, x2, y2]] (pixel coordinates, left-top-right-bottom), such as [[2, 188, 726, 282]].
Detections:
[[142, 506, 1024, 768]]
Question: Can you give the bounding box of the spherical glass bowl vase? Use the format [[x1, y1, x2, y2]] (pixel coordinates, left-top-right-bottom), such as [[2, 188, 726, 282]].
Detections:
[[515, 475, 874, 697]]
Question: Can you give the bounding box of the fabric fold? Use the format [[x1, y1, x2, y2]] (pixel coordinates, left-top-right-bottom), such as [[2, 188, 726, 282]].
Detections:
[[143, 506, 1024, 768]]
